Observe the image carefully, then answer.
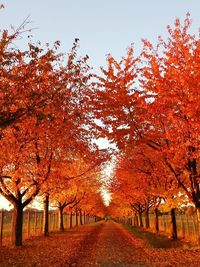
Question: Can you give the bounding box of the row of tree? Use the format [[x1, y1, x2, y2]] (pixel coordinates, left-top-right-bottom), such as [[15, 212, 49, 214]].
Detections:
[[1, 13, 200, 245], [0, 19, 108, 246], [93, 14, 200, 241]]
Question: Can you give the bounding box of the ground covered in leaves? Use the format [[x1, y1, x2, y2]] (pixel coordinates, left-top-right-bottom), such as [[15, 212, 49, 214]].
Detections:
[[0, 221, 200, 266]]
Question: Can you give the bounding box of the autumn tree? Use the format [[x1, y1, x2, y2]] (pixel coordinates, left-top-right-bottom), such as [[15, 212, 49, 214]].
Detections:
[[93, 46, 143, 149], [0, 20, 66, 244], [48, 147, 104, 232], [0, 20, 63, 132], [140, 14, 200, 235], [95, 15, 200, 239], [0, 19, 94, 245]]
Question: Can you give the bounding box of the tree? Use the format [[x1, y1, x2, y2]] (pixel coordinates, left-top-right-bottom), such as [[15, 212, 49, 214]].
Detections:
[[95, 15, 200, 239], [140, 14, 200, 235], [0, 20, 63, 132], [93, 47, 143, 149], [0, 24, 93, 245]]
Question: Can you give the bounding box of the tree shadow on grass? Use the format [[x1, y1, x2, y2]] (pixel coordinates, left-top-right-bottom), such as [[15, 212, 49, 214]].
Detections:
[[124, 224, 183, 249]]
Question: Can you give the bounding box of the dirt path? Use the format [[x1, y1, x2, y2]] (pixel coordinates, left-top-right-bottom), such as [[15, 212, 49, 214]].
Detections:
[[1, 221, 200, 266], [73, 220, 149, 266], [0, 222, 104, 267], [66, 221, 149, 266]]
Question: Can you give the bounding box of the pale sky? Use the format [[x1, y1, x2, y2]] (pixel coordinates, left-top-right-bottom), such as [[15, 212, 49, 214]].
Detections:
[[1, 1, 200, 209], [1, 0, 200, 73]]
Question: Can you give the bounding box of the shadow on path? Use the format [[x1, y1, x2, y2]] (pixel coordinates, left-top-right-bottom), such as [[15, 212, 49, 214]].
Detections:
[[64, 222, 105, 266], [124, 224, 183, 249]]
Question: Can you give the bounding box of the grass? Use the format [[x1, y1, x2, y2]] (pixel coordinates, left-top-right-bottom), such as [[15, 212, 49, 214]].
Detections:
[[123, 224, 183, 249], [0, 213, 96, 246]]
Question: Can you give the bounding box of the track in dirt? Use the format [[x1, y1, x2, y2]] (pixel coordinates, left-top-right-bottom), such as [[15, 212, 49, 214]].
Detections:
[[66, 221, 148, 266]]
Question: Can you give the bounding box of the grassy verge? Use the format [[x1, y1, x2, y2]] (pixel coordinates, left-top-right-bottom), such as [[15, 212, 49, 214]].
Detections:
[[122, 223, 183, 249]]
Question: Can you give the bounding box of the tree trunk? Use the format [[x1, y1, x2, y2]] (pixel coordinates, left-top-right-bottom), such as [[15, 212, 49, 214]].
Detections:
[[133, 215, 136, 226], [75, 207, 78, 226], [154, 208, 159, 233], [43, 193, 49, 236], [145, 208, 150, 229], [83, 211, 86, 224], [196, 208, 200, 245], [70, 211, 73, 228], [58, 206, 64, 231], [134, 214, 139, 226], [80, 210, 83, 225], [13, 204, 23, 246], [0, 209, 4, 246], [170, 208, 177, 239], [138, 212, 143, 227]]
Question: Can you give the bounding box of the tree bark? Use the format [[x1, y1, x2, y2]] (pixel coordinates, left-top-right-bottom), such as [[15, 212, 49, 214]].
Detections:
[[80, 210, 83, 225], [0, 209, 4, 246], [75, 207, 78, 226], [154, 208, 159, 233], [138, 212, 143, 227], [145, 208, 150, 229], [43, 193, 49, 236], [13, 204, 23, 246], [83, 211, 86, 224], [196, 208, 200, 245], [134, 214, 139, 226], [58, 206, 64, 231], [70, 211, 73, 228], [170, 208, 177, 239]]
